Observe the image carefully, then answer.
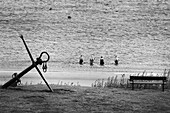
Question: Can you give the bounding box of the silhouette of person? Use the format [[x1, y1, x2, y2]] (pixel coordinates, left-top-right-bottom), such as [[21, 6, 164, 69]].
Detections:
[[90, 56, 95, 66], [79, 55, 83, 65], [115, 55, 119, 66], [100, 56, 104, 66]]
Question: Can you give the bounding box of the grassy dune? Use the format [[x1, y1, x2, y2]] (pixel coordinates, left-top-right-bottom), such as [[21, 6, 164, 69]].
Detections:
[[0, 0, 170, 70], [0, 85, 170, 113]]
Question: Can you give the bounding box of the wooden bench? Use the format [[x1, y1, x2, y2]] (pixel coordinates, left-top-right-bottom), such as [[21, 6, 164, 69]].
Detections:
[[129, 76, 167, 91]]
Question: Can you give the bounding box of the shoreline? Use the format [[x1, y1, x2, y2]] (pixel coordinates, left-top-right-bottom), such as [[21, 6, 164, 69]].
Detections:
[[0, 66, 169, 87], [0, 61, 169, 73], [0, 62, 169, 87]]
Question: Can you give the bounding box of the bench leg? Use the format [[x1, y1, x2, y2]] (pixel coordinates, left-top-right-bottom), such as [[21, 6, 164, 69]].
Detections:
[[126, 79, 129, 88], [162, 81, 164, 92], [132, 81, 134, 90]]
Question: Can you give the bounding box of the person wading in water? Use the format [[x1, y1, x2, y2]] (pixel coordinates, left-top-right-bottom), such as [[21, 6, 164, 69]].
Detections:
[[100, 56, 104, 66], [79, 55, 83, 65], [115, 55, 119, 66], [90, 56, 95, 66]]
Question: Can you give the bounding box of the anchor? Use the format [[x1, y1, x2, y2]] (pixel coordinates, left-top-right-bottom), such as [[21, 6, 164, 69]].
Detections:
[[1, 35, 54, 92]]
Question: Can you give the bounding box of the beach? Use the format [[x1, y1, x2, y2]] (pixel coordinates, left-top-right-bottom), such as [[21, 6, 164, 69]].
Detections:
[[0, 60, 168, 86]]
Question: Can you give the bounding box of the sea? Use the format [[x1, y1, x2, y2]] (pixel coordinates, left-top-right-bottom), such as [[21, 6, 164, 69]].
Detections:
[[0, 0, 170, 86]]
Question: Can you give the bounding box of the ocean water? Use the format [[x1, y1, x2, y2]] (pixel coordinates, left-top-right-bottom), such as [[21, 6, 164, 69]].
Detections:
[[0, 0, 170, 85], [0, 0, 170, 66]]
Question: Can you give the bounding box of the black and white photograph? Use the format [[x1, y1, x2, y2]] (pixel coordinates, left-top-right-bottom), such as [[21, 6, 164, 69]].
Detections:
[[0, 0, 170, 112]]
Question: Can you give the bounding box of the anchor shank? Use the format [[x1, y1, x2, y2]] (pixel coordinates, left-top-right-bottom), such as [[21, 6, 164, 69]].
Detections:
[[20, 35, 35, 63], [2, 63, 36, 89]]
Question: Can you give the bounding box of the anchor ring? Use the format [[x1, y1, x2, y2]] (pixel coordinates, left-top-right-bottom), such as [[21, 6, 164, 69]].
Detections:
[[39, 51, 50, 63]]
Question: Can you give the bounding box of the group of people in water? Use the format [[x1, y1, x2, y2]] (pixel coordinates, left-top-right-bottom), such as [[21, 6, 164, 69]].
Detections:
[[79, 55, 119, 66]]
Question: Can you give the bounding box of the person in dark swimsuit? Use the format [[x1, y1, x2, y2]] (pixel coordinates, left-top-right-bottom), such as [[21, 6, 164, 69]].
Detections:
[[79, 55, 83, 65], [115, 55, 119, 66], [90, 56, 95, 66], [100, 56, 104, 66]]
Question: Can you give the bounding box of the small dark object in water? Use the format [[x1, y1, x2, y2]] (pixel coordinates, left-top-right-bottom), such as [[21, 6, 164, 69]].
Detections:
[[90, 59, 94, 66], [115, 59, 118, 65], [79, 55, 83, 65], [115, 55, 119, 66], [100, 56, 104, 66], [79, 59, 83, 65], [49, 8, 52, 10], [68, 16, 71, 19]]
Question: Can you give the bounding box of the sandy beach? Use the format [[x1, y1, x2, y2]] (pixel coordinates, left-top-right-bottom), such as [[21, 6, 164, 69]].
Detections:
[[0, 60, 169, 86]]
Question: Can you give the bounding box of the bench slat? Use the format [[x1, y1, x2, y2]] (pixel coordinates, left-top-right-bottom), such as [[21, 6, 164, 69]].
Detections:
[[130, 76, 167, 81], [130, 82, 166, 84]]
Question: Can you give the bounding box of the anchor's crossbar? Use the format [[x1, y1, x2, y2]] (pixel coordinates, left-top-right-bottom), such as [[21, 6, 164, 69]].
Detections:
[[2, 35, 53, 92]]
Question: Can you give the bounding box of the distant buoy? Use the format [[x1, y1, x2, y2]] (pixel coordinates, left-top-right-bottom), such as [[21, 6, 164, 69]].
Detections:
[[49, 8, 52, 10], [68, 16, 71, 19]]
